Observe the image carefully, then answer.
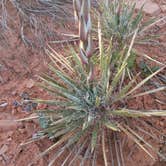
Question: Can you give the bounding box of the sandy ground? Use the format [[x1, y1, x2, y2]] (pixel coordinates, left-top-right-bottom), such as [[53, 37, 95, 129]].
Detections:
[[0, 1, 166, 166]]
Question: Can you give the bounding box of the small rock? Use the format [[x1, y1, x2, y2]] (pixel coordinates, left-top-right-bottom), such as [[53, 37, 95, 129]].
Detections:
[[21, 92, 29, 100], [134, 0, 161, 16], [11, 108, 17, 115], [159, 121, 164, 127], [0, 102, 8, 108], [26, 79, 35, 88], [7, 138, 12, 142], [161, 5, 166, 12], [0, 145, 8, 155], [12, 100, 20, 108], [22, 103, 33, 112], [18, 128, 26, 134], [11, 90, 17, 96]]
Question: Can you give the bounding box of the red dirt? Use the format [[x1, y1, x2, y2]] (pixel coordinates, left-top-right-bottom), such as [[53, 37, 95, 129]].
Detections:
[[0, 1, 166, 166]]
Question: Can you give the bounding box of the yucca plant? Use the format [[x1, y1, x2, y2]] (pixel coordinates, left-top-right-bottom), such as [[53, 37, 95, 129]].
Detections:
[[17, 0, 166, 165], [22, 20, 166, 166], [27, 38, 166, 166]]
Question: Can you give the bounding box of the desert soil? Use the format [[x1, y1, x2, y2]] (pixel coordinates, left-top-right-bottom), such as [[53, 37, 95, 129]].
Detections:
[[0, 1, 166, 166]]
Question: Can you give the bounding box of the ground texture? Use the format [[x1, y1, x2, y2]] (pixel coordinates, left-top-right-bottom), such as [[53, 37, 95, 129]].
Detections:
[[0, 0, 166, 166]]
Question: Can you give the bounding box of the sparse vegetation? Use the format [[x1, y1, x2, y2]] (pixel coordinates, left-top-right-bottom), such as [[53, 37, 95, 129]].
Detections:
[[0, 0, 73, 47], [16, 1, 166, 165], [97, 0, 156, 49], [0, 0, 162, 166]]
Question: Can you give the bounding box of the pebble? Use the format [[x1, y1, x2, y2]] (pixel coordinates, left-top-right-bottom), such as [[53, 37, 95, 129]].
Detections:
[[160, 5, 166, 12], [0, 102, 8, 108], [159, 121, 164, 127], [26, 79, 35, 89], [132, 0, 161, 16], [12, 100, 20, 108]]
